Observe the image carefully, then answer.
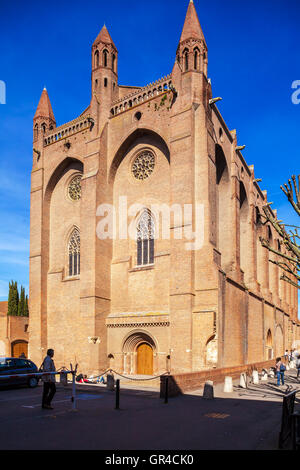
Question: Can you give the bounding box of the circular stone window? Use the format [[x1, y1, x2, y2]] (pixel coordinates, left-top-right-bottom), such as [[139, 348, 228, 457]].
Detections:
[[132, 151, 155, 181], [68, 174, 82, 201]]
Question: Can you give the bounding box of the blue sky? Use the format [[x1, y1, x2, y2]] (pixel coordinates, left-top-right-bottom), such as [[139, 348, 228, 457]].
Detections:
[[0, 0, 299, 303]]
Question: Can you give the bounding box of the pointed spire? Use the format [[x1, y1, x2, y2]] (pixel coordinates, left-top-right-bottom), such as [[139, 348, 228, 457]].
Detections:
[[34, 88, 55, 122], [179, 0, 206, 45], [93, 24, 117, 50]]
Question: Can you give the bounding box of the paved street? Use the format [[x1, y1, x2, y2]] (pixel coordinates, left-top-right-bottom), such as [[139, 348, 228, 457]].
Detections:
[[0, 370, 299, 451]]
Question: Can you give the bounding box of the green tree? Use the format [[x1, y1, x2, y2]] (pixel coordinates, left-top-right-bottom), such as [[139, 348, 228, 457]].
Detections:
[[25, 295, 29, 317], [7, 281, 18, 316], [7, 282, 29, 317], [18, 286, 25, 316]]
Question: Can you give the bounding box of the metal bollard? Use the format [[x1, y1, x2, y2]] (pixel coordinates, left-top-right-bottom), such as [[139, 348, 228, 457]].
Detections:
[[71, 371, 77, 410], [164, 377, 169, 404], [203, 381, 214, 400], [115, 379, 120, 410]]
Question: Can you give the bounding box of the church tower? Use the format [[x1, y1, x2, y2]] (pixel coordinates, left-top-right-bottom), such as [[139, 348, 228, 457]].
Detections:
[[91, 25, 118, 120], [174, 0, 211, 106], [33, 87, 56, 143], [176, 0, 208, 75]]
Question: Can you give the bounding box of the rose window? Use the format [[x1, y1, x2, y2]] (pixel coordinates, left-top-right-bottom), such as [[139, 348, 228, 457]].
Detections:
[[132, 151, 155, 180], [68, 175, 82, 201]]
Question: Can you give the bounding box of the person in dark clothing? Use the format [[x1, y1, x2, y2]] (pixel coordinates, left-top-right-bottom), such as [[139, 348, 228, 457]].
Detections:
[[41, 349, 56, 410]]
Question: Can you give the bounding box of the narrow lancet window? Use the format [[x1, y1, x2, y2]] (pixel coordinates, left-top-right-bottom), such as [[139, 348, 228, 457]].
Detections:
[[137, 210, 155, 266], [68, 228, 80, 277], [103, 49, 108, 67]]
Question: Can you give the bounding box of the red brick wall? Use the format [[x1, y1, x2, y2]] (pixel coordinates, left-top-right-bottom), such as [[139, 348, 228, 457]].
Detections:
[[160, 358, 279, 397]]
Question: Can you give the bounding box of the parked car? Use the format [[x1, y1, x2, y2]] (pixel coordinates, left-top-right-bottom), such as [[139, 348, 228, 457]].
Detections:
[[0, 357, 39, 388]]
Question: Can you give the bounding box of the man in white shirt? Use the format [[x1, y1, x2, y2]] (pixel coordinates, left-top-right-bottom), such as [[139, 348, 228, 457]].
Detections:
[[41, 349, 56, 410]]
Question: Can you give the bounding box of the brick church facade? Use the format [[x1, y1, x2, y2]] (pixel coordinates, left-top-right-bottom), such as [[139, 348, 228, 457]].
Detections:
[[29, 0, 299, 376]]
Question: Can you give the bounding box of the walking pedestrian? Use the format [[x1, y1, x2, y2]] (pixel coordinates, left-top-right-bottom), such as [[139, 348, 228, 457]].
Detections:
[[41, 349, 56, 410], [284, 350, 289, 363], [275, 357, 286, 386]]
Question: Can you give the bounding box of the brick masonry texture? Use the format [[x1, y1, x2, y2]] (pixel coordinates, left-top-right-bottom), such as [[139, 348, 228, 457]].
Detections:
[[29, 1, 299, 377], [0, 302, 29, 357]]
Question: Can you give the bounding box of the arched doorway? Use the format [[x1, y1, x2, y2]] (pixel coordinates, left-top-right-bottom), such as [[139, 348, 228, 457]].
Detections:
[[137, 343, 153, 375], [123, 331, 156, 376], [11, 341, 28, 358]]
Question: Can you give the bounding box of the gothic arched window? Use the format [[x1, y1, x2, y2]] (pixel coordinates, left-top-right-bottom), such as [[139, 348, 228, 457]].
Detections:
[[68, 228, 80, 277], [137, 211, 155, 266], [34, 123, 38, 140], [95, 50, 99, 68], [194, 48, 200, 70], [183, 48, 189, 71], [103, 49, 108, 67]]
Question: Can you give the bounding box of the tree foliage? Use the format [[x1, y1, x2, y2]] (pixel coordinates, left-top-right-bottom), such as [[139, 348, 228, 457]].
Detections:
[[7, 281, 29, 316]]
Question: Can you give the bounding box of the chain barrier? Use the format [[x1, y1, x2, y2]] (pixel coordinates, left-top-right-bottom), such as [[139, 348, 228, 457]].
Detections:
[[74, 368, 170, 383], [107, 369, 170, 382]]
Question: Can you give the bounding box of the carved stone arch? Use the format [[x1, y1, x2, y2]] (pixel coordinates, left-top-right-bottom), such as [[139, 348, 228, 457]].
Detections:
[[122, 330, 158, 375], [108, 128, 170, 184], [122, 329, 158, 353]]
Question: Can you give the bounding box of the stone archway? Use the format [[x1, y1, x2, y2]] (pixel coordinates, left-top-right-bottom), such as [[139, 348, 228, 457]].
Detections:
[[122, 331, 157, 376]]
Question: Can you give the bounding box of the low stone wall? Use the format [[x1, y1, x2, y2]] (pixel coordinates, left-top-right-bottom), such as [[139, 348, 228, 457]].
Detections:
[[160, 359, 279, 397]]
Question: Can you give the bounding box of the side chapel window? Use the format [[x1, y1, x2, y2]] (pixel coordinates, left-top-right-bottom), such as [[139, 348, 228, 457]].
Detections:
[[137, 210, 155, 266], [68, 229, 80, 277]]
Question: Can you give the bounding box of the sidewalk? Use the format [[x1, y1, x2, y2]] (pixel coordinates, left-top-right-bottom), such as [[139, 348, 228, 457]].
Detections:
[[1, 368, 296, 450]]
